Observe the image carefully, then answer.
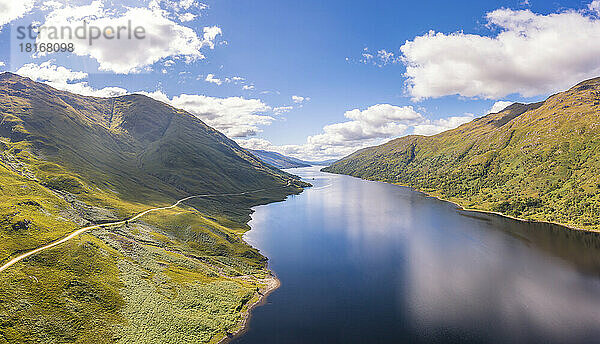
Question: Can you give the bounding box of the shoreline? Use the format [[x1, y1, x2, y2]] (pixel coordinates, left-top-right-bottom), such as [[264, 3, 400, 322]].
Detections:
[[216, 183, 308, 344], [217, 170, 599, 344], [322, 170, 598, 234], [216, 272, 281, 344], [398, 184, 599, 233], [415, 189, 598, 233]]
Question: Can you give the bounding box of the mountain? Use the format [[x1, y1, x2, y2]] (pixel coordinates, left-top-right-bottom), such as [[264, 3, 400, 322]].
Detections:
[[249, 149, 311, 169], [325, 77, 600, 232], [0, 72, 308, 343], [249, 149, 338, 169], [0, 72, 305, 201], [306, 158, 339, 166]]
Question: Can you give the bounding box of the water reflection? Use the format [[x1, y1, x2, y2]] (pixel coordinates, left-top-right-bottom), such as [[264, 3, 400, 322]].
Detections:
[[406, 211, 600, 343], [237, 167, 600, 344]]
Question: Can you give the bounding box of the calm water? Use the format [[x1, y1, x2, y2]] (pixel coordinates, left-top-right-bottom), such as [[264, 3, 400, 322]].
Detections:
[[235, 167, 600, 344]]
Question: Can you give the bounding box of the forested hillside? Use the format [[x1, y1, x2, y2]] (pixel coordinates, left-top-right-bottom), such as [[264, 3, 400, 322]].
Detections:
[[325, 78, 600, 231]]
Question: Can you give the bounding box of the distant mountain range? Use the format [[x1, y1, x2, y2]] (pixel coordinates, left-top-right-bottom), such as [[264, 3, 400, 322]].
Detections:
[[250, 149, 338, 169], [0, 72, 307, 343], [325, 77, 600, 232], [249, 149, 310, 168]]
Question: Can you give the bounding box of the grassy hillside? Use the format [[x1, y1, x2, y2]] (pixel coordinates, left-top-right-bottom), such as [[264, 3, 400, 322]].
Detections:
[[249, 149, 310, 169], [325, 78, 600, 232], [0, 72, 307, 343]]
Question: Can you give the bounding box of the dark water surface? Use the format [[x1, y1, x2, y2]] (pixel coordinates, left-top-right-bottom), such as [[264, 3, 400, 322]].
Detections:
[[234, 167, 600, 344]]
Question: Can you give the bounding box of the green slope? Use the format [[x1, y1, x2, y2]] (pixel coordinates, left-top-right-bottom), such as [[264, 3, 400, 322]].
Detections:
[[0, 72, 307, 343], [324, 78, 600, 232], [0, 73, 304, 197]]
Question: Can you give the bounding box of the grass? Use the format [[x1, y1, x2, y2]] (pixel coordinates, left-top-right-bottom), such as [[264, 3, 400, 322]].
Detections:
[[325, 78, 600, 232], [116, 261, 256, 344], [0, 234, 124, 344], [0, 162, 78, 263], [0, 73, 309, 343], [0, 142, 277, 343]]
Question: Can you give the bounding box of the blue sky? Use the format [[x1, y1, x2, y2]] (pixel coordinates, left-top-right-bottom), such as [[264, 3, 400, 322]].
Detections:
[[1, 0, 600, 159]]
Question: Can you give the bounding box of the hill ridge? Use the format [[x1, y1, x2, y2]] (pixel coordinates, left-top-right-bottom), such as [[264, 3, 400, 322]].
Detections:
[[325, 77, 600, 231], [0, 71, 308, 342]]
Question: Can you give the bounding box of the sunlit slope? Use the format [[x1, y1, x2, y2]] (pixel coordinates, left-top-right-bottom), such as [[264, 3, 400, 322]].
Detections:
[[0, 72, 302, 201], [0, 72, 307, 343], [325, 78, 600, 231]]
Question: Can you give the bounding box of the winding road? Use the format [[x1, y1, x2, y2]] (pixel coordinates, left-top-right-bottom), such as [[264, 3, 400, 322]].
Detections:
[[0, 183, 291, 274]]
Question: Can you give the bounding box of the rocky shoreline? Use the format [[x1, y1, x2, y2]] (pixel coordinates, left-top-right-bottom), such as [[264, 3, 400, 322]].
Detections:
[[218, 273, 281, 344]]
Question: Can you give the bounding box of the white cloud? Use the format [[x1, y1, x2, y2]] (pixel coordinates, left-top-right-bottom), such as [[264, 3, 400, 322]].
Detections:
[[13, 61, 275, 138], [590, 0, 600, 13], [205, 73, 223, 85], [236, 138, 273, 151], [273, 106, 293, 115], [226, 76, 245, 84], [412, 115, 474, 136], [488, 101, 513, 114], [239, 105, 422, 160], [344, 104, 423, 126], [178, 12, 196, 22], [143, 92, 274, 138], [37, 1, 221, 74], [152, 0, 208, 13], [17, 61, 87, 84], [401, 4, 600, 99], [236, 137, 373, 161], [138, 90, 170, 103], [0, 0, 35, 28], [376, 49, 397, 65], [40, 1, 63, 11], [202, 26, 222, 48], [0, 61, 5, 67], [292, 95, 310, 103], [238, 105, 476, 160], [308, 105, 422, 146], [353, 48, 399, 67], [181, 0, 204, 10], [203, 74, 251, 89], [16, 61, 127, 97]]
